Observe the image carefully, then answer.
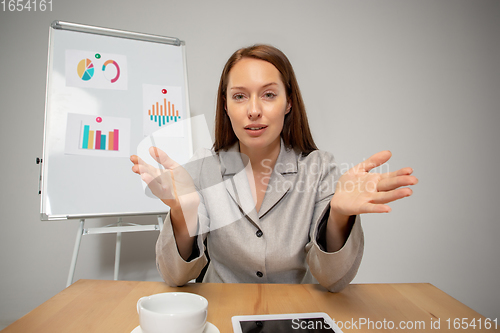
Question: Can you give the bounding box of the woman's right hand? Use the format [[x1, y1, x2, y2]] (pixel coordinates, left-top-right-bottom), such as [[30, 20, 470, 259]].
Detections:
[[130, 147, 200, 238]]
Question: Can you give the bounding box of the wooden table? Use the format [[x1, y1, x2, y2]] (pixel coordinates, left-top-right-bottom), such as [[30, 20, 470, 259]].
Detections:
[[2, 279, 496, 332]]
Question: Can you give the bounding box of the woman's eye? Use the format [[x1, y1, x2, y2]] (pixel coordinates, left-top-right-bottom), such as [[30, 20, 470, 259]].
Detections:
[[233, 94, 245, 100], [264, 92, 276, 99]]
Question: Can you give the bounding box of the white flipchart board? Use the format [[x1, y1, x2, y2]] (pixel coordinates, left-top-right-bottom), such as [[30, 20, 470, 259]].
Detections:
[[40, 21, 192, 220]]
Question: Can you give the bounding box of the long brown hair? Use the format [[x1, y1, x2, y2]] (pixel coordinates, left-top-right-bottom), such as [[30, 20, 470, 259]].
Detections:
[[213, 45, 318, 154]]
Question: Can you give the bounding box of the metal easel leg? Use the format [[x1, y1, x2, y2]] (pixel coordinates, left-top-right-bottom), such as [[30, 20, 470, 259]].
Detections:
[[114, 217, 122, 281], [67, 219, 85, 287], [157, 215, 164, 231]]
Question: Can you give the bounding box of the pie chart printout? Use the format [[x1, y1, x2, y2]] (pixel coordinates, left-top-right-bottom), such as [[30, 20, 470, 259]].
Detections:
[[77, 58, 94, 81], [66, 50, 128, 90]]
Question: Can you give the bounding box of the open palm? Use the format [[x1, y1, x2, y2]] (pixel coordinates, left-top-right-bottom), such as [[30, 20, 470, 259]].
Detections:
[[130, 147, 199, 213], [330, 151, 418, 216]]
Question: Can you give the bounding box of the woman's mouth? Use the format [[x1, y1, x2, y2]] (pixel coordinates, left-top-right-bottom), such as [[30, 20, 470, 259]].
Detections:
[[244, 125, 268, 136]]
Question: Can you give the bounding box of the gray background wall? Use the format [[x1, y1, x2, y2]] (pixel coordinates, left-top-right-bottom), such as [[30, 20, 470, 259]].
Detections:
[[1, 0, 499, 329]]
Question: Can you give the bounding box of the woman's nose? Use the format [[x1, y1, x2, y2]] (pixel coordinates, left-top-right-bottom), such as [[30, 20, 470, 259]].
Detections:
[[247, 96, 262, 120]]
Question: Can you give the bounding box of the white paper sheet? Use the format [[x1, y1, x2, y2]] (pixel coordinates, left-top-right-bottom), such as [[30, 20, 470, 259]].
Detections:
[[64, 113, 131, 157], [65, 49, 128, 90]]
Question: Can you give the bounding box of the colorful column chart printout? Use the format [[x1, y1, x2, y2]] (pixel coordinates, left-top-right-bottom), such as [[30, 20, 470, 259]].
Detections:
[[64, 113, 131, 157], [143, 84, 184, 137], [65, 50, 128, 90]]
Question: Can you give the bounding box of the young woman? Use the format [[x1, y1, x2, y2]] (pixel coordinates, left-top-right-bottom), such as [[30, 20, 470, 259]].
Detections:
[[130, 45, 417, 292]]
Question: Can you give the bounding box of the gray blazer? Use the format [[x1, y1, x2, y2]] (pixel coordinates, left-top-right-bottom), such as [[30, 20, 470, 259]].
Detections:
[[156, 140, 364, 292]]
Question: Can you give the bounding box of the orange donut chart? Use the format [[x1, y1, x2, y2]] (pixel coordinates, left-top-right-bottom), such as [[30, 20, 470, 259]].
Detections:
[[102, 60, 120, 83]]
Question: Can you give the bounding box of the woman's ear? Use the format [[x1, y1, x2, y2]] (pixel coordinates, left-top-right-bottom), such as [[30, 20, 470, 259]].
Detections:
[[286, 100, 292, 114]]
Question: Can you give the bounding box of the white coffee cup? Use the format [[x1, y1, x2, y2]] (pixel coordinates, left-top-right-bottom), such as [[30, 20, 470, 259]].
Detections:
[[137, 292, 208, 333]]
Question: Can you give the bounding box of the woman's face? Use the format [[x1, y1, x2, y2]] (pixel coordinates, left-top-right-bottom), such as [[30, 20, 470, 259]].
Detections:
[[226, 58, 290, 155]]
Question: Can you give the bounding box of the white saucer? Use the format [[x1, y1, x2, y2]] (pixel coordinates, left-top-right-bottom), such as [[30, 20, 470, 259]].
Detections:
[[131, 322, 219, 333]]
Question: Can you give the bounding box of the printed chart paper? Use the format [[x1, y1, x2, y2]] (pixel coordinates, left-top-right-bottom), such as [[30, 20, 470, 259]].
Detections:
[[65, 50, 128, 90], [142, 84, 184, 137], [65, 113, 131, 157]]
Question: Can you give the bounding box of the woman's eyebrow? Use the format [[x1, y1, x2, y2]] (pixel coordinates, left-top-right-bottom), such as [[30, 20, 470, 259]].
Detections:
[[262, 82, 279, 88], [229, 82, 279, 90]]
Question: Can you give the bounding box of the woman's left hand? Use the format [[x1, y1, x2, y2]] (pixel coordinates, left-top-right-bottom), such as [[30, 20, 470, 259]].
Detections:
[[330, 151, 418, 217]]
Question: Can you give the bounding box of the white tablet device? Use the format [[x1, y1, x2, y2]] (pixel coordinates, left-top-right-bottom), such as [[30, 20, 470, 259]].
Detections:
[[231, 312, 343, 333]]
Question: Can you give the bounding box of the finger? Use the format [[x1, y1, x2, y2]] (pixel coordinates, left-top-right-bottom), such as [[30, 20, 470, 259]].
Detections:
[[355, 150, 392, 173], [132, 154, 177, 201], [149, 146, 180, 170], [132, 155, 158, 176], [131, 154, 156, 172], [377, 175, 418, 192], [130, 155, 140, 174], [380, 167, 414, 179], [131, 155, 147, 175], [132, 158, 153, 175], [131, 164, 140, 174], [141, 172, 176, 200], [369, 187, 413, 204], [359, 203, 392, 214]]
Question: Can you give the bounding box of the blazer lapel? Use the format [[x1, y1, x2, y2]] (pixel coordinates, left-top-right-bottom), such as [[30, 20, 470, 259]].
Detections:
[[219, 144, 260, 225], [258, 140, 299, 219]]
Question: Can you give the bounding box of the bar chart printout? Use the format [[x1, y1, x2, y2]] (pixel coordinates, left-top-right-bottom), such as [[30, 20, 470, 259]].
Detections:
[[149, 98, 181, 126], [64, 113, 132, 158], [81, 125, 119, 151], [142, 84, 184, 137]]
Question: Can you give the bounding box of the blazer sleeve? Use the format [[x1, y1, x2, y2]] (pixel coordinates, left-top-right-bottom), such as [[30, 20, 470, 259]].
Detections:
[[155, 212, 208, 287], [155, 150, 212, 287], [305, 152, 364, 292]]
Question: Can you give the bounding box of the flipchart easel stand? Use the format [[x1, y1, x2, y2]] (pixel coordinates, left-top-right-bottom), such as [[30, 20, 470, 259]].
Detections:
[[66, 215, 164, 287], [38, 21, 189, 288]]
